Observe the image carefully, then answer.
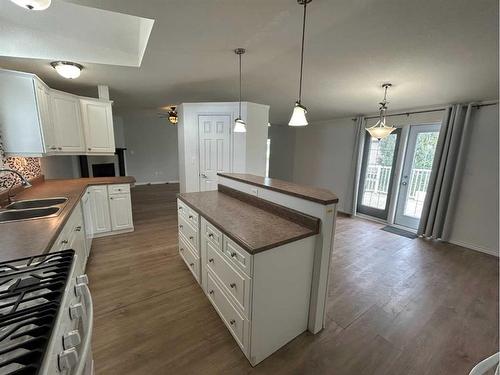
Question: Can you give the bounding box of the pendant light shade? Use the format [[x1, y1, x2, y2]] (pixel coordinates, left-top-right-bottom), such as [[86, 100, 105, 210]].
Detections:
[[234, 48, 247, 133], [10, 0, 51, 10], [289, 0, 312, 127], [366, 83, 396, 140], [289, 102, 308, 126]]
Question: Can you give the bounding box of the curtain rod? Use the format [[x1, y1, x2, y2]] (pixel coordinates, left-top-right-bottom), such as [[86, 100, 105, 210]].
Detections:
[[353, 101, 498, 121]]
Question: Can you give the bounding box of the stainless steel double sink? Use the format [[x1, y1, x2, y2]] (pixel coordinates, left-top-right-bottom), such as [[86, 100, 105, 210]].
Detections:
[[0, 197, 68, 223]]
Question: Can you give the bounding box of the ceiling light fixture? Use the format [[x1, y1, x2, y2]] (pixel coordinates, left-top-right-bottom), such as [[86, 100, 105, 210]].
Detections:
[[289, 0, 311, 127], [9, 0, 51, 10], [50, 61, 83, 79], [366, 83, 396, 140], [234, 48, 247, 133], [168, 106, 178, 125]]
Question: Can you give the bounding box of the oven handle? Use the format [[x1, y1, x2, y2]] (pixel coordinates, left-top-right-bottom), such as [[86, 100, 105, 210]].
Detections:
[[74, 283, 93, 375]]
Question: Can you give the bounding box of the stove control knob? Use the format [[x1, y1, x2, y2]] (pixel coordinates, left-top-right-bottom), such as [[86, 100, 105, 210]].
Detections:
[[69, 303, 84, 320], [63, 330, 81, 350], [58, 348, 79, 371], [74, 284, 84, 298], [76, 274, 89, 285]]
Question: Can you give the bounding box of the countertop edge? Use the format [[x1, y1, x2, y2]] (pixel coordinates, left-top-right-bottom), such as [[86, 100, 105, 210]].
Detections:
[[177, 194, 318, 255], [217, 173, 339, 205]]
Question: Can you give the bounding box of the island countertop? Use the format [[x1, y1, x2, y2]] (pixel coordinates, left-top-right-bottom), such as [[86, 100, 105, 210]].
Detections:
[[178, 187, 320, 254], [218, 173, 339, 205], [0, 176, 135, 262]]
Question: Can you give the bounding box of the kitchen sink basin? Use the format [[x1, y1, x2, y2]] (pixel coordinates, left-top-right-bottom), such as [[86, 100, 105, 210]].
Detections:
[[6, 197, 68, 210], [0, 207, 60, 222]]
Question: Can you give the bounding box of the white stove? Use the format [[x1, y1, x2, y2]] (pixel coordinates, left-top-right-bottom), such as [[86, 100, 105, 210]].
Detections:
[[0, 250, 93, 375]]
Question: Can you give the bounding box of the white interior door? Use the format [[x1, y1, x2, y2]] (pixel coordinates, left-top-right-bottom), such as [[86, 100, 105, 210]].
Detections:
[[395, 124, 440, 229], [198, 115, 231, 191]]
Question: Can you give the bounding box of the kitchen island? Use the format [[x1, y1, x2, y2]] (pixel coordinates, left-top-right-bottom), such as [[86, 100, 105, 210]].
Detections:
[[177, 177, 338, 366]]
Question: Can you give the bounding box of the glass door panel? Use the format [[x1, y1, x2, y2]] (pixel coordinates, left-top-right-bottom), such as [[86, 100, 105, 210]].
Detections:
[[357, 129, 401, 219], [395, 124, 440, 229]]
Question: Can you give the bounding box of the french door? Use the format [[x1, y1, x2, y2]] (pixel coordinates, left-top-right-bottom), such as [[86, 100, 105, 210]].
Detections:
[[357, 129, 401, 219], [394, 124, 440, 229]]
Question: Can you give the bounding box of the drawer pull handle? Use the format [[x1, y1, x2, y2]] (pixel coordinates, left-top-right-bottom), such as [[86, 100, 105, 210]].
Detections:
[[208, 233, 214, 238], [179, 225, 183, 229], [230, 252, 237, 258], [230, 319, 236, 325], [230, 283, 236, 289], [189, 215, 193, 219], [180, 248, 184, 252], [209, 290, 214, 295], [208, 258, 214, 263], [189, 236, 194, 240], [61, 240, 69, 244], [75, 226, 82, 232], [189, 263, 194, 268], [178, 207, 183, 210]]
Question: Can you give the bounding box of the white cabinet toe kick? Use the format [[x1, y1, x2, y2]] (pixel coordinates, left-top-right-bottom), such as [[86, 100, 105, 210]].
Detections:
[[176, 198, 317, 366]]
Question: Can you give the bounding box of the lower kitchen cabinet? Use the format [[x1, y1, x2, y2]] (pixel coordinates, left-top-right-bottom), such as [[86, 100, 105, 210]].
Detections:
[[85, 184, 134, 238]]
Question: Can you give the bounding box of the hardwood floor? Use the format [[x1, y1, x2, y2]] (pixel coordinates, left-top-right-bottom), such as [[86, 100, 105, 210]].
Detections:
[[89, 184, 499, 375]]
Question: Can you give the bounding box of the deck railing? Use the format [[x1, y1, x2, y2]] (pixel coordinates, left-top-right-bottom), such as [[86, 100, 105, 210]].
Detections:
[[365, 166, 432, 197]]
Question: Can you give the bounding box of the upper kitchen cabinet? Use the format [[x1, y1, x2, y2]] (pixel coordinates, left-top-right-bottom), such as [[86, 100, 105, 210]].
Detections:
[[50, 90, 86, 153], [80, 98, 115, 154], [0, 68, 116, 156]]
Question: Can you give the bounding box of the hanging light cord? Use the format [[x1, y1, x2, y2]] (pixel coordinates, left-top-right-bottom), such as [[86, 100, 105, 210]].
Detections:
[[298, 1, 307, 104], [239, 52, 242, 118]]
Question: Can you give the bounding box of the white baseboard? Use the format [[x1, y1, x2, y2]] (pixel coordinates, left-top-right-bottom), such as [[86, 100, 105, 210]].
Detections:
[[93, 227, 134, 238], [448, 239, 499, 257], [134, 180, 180, 186]]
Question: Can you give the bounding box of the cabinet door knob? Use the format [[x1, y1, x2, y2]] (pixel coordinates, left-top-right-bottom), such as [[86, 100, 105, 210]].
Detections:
[[180, 248, 184, 252], [208, 233, 214, 238], [61, 239, 69, 244], [178, 207, 183, 210], [230, 283, 236, 289], [230, 319, 236, 325], [88, 148, 91, 151], [50, 146, 57, 150], [58, 147, 62, 150], [189, 236, 194, 240], [189, 215, 193, 219], [109, 197, 114, 200], [179, 224, 183, 229], [230, 252, 237, 258], [208, 258, 214, 263], [75, 226, 82, 232], [209, 290, 214, 295]]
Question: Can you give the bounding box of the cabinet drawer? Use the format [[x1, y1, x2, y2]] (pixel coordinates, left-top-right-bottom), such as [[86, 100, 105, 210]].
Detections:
[[178, 215, 199, 253], [179, 235, 200, 283], [108, 184, 130, 195], [207, 271, 248, 350], [185, 207, 199, 228], [207, 243, 251, 317], [203, 219, 222, 250], [223, 237, 252, 277]]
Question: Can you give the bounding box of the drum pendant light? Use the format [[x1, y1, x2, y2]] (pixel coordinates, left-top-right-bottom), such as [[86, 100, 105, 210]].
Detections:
[[289, 0, 312, 127], [234, 48, 247, 133], [366, 83, 396, 140]]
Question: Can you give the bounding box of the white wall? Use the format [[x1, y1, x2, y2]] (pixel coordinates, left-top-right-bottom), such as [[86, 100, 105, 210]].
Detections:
[[448, 104, 499, 256], [268, 125, 296, 181], [40, 156, 80, 179], [293, 117, 357, 213], [113, 115, 126, 148], [121, 110, 179, 185]]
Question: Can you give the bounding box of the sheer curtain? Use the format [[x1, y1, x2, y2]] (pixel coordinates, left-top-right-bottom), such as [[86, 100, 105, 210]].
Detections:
[[418, 104, 473, 239], [345, 116, 365, 215]]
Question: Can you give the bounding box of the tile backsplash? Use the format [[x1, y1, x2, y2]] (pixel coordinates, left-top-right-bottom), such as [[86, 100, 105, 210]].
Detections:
[[0, 136, 41, 191]]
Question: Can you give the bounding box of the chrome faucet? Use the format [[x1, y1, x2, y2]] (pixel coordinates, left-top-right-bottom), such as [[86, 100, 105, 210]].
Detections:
[[0, 168, 32, 204]]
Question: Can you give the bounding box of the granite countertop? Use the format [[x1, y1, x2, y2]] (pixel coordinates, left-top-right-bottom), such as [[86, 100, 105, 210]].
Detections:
[[0, 176, 135, 262], [218, 173, 339, 205], [178, 189, 319, 254]]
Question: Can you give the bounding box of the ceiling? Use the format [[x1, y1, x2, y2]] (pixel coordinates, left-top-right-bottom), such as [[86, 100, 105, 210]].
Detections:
[[0, 0, 498, 124]]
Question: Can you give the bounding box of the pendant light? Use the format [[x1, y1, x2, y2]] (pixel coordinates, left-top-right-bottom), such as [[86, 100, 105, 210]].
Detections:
[[10, 0, 51, 10], [289, 0, 312, 127], [366, 83, 396, 140], [234, 48, 247, 133]]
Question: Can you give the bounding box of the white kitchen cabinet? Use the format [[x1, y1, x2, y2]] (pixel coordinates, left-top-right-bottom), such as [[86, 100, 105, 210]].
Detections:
[[109, 193, 133, 231], [81, 188, 93, 256], [80, 98, 115, 154], [88, 186, 112, 235], [51, 91, 86, 153], [0, 68, 116, 156]]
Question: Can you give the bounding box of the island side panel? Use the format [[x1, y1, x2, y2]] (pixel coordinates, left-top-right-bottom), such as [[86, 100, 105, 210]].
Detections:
[[249, 236, 316, 366], [218, 175, 338, 333]]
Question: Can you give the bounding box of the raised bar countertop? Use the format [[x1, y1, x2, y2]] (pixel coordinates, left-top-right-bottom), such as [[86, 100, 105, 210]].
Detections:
[[218, 173, 339, 205], [0, 176, 135, 262], [178, 187, 320, 254]]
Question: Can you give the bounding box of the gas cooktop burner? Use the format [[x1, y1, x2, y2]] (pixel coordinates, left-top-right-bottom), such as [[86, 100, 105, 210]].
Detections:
[[0, 250, 74, 374]]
